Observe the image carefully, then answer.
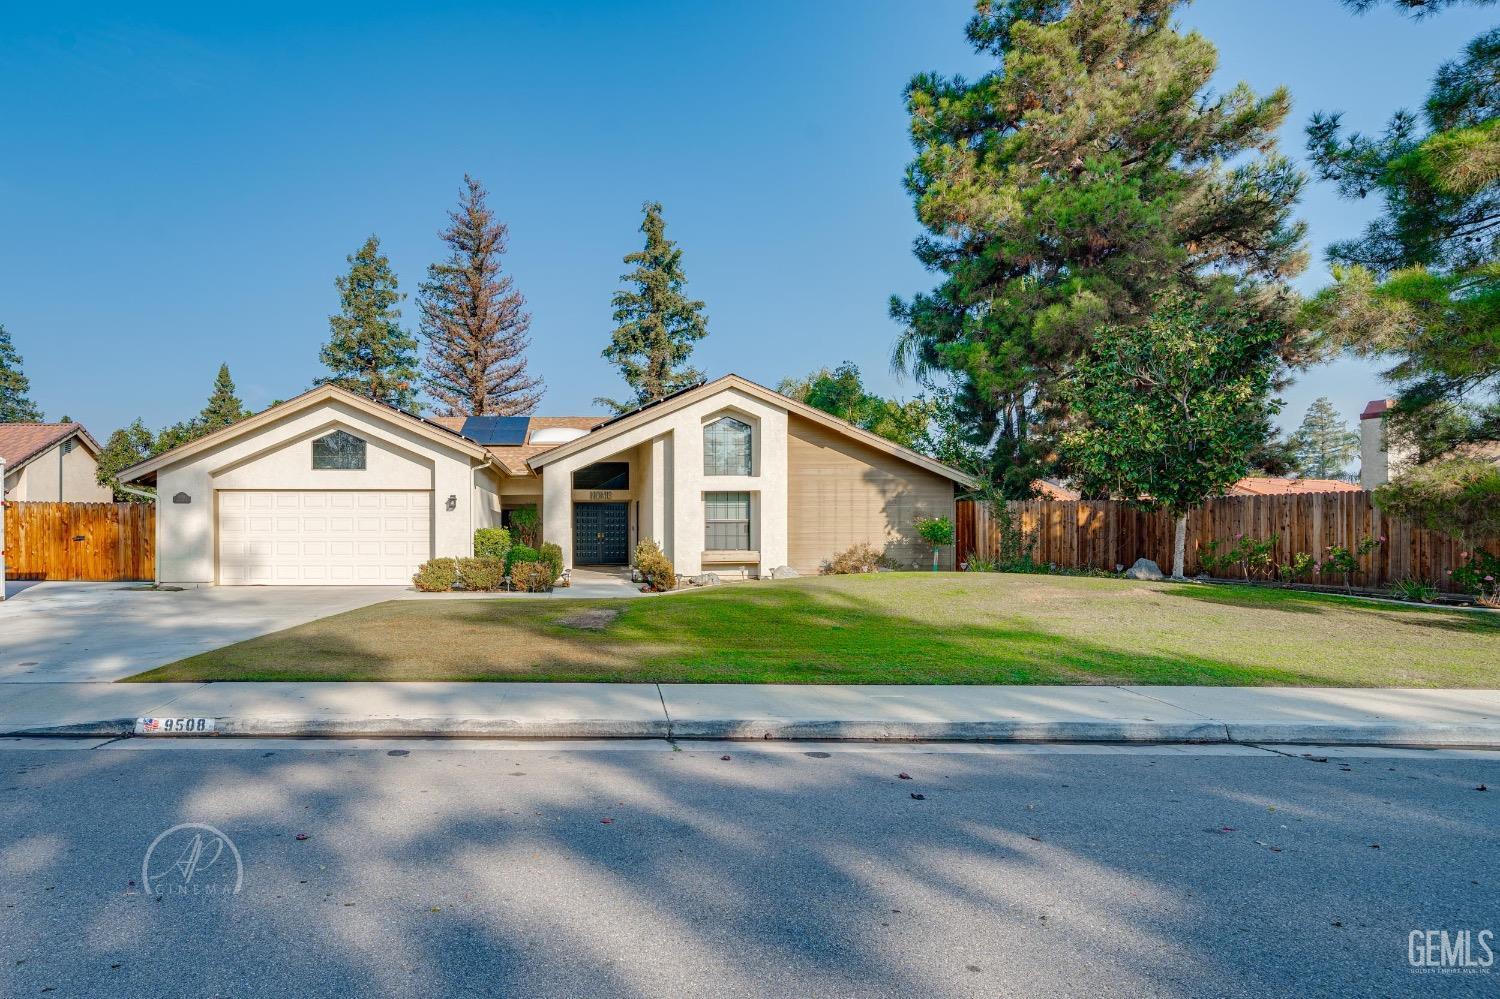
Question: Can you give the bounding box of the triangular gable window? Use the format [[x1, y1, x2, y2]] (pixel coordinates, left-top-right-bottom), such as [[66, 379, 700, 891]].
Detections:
[[312, 430, 366, 470]]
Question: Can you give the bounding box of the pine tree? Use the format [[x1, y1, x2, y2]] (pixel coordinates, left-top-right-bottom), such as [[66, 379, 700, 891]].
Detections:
[[597, 202, 708, 413], [155, 364, 250, 453], [0, 323, 44, 422], [200, 363, 250, 430], [777, 362, 935, 451], [1288, 397, 1360, 478], [96, 419, 157, 500], [891, 0, 1308, 494], [1304, 17, 1498, 456], [420, 175, 543, 416], [320, 235, 419, 411]]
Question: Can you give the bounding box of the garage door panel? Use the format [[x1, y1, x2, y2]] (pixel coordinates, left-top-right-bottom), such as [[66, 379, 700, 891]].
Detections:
[[218, 490, 431, 586]]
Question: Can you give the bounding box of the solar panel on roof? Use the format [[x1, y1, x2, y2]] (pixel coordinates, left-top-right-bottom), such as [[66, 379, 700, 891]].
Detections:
[[459, 416, 531, 445]]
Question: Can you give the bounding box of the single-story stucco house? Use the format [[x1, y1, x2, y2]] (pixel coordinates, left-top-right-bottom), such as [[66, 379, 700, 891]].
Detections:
[[120, 374, 973, 587], [0, 422, 112, 503]]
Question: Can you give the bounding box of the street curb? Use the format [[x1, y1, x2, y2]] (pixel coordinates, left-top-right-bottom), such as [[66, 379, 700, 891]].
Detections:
[[6, 717, 1500, 748]]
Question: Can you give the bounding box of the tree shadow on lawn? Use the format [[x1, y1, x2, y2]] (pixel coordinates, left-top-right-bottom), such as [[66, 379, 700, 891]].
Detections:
[[122, 580, 1460, 688], [1154, 581, 1500, 636]]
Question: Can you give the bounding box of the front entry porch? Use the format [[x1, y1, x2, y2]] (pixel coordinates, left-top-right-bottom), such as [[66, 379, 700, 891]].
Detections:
[[572, 501, 630, 565]]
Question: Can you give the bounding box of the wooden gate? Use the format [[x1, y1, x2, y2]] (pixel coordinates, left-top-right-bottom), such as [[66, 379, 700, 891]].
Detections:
[[2, 501, 155, 581]]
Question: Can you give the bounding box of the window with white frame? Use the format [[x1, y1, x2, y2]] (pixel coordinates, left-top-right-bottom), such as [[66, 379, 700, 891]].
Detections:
[[703, 416, 752, 476], [704, 492, 751, 550]]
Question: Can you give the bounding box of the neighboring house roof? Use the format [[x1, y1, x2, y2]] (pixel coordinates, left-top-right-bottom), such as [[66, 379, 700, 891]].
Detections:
[[526, 373, 978, 487], [1228, 476, 1363, 496], [0, 422, 101, 474], [1360, 398, 1394, 420], [120, 384, 493, 484], [1033, 478, 1081, 500]]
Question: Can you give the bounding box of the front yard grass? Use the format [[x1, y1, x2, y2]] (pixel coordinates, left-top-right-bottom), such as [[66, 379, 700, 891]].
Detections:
[[126, 573, 1500, 687]]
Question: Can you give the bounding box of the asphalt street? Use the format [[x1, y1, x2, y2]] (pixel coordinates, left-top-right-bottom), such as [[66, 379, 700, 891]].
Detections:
[[0, 738, 1495, 998]]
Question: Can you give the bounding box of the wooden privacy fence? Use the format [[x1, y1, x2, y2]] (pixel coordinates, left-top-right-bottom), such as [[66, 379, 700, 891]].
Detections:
[[956, 491, 1498, 593], [3, 501, 155, 582]]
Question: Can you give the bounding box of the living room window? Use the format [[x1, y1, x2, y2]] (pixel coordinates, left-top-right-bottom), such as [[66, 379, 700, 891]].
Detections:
[[703, 417, 752, 476], [311, 430, 367, 470], [704, 491, 751, 550]]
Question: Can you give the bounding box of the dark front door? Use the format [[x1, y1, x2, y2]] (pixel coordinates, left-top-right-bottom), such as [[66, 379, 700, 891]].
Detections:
[[573, 503, 629, 565]]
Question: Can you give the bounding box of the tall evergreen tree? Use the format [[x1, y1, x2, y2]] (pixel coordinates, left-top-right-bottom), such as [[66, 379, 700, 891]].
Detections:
[[156, 364, 250, 452], [1288, 397, 1360, 478], [777, 362, 935, 452], [0, 323, 44, 422], [1304, 15, 1498, 456], [597, 202, 709, 413], [320, 235, 419, 411], [420, 175, 543, 416], [891, 0, 1308, 495]]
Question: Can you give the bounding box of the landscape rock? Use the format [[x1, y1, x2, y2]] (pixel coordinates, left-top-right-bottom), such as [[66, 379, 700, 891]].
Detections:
[[769, 566, 799, 580], [689, 572, 722, 586], [1124, 557, 1164, 581]]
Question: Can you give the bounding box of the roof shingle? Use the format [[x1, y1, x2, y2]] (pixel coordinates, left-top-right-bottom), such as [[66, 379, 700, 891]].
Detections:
[[0, 423, 93, 472]]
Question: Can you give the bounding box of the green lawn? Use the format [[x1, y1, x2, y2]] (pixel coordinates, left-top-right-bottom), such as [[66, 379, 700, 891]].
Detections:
[[125, 573, 1500, 687]]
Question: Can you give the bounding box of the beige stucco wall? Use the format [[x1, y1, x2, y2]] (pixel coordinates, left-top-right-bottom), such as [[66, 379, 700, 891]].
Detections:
[[542, 385, 789, 576], [153, 399, 485, 584], [2, 442, 111, 503], [1359, 413, 1411, 490], [786, 414, 957, 573]]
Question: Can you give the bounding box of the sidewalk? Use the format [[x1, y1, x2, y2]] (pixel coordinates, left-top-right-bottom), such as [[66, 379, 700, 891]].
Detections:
[[3, 682, 1500, 746]]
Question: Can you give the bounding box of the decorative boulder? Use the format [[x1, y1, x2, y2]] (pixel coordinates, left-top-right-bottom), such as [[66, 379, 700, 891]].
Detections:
[[769, 565, 799, 580], [1124, 557, 1164, 581], [689, 572, 722, 586]]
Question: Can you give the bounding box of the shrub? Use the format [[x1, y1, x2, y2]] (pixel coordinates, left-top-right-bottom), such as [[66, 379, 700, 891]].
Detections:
[[964, 556, 998, 572], [538, 542, 565, 584], [505, 544, 540, 575], [473, 527, 511, 561], [822, 542, 885, 575], [509, 561, 553, 593], [412, 558, 459, 592], [1320, 535, 1382, 594], [1390, 577, 1440, 603], [1449, 549, 1500, 604], [634, 538, 676, 592], [457, 557, 506, 591], [508, 506, 541, 548], [1198, 533, 1279, 581], [1374, 458, 1500, 548], [1274, 551, 1315, 587]]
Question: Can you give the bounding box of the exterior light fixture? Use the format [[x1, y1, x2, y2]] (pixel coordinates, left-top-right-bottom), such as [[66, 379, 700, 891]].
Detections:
[[446, 494, 457, 512]]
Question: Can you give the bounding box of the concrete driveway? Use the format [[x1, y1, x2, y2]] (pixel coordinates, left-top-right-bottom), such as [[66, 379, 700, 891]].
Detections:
[[0, 582, 402, 682]]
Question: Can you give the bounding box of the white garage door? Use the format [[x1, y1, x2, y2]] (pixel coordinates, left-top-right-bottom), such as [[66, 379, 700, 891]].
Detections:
[[217, 490, 432, 585]]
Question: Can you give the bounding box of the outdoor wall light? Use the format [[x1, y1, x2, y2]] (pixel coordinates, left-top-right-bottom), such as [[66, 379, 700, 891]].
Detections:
[[446, 494, 457, 512]]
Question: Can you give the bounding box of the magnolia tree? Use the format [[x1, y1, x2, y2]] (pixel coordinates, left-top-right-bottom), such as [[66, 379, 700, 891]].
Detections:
[[1062, 302, 1283, 579]]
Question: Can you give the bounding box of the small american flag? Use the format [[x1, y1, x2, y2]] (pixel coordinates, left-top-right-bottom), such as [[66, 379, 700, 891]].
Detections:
[[140, 718, 161, 733]]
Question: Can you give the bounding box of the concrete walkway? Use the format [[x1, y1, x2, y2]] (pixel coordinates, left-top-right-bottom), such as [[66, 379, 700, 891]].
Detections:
[[3, 681, 1500, 747]]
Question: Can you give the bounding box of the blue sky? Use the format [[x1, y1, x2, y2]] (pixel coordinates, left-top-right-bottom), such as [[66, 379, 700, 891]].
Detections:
[[1, 0, 1491, 442]]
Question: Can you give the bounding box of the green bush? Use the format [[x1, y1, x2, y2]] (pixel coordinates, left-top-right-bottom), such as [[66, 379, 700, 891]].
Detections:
[[457, 557, 506, 591], [539, 542, 564, 584], [634, 538, 676, 592], [509, 561, 553, 593], [1390, 577, 1441, 603], [508, 506, 541, 548], [412, 558, 459, 592], [505, 544, 540, 574], [473, 527, 511, 561]]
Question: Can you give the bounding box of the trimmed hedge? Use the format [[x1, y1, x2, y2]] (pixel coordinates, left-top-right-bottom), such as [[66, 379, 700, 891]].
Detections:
[[634, 538, 676, 592], [539, 542, 564, 583], [509, 561, 553, 593], [505, 544, 540, 574], [457, 557, 506, 591], [413, 558, 459, 592], [473, 527, 512, 562]]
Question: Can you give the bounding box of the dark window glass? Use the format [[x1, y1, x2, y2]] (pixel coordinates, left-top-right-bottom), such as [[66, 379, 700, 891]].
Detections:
[[703, 417, 752, 476], [573, 462, 630, 491], [312, 430, 366, 470], [704, 491, 751, 550]]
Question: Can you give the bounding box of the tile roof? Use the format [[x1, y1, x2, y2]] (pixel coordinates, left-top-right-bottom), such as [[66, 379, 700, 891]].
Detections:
[[1360, 398, 1394, 420], [0, 423, 95, 472], [1228, 476, 1363, 496]]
